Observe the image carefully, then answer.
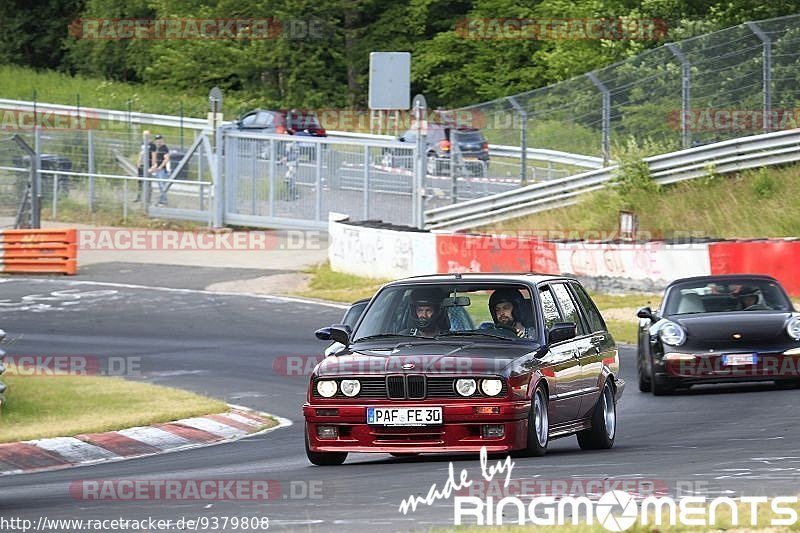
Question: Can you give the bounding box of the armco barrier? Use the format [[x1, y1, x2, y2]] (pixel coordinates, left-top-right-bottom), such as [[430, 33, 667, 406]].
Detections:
[[0, 229, 78, 275]]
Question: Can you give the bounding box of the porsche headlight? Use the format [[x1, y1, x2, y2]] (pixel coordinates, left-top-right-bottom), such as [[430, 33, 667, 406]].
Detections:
[[659, 321, 686, 346], [455, 378, 477, 397], [787, 316, 800, 341], [340, 379, 361, 397], [316, 380, 338, 398], [480, 378, 503, 397]]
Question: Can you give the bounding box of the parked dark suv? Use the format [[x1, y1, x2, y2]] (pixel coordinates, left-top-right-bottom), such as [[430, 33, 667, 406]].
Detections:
[[383, 125, 490, 176]]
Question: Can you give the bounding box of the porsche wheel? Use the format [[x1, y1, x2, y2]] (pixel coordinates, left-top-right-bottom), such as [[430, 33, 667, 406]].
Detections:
[[638, 353, 652, 392], [577, 381, 616, 450]]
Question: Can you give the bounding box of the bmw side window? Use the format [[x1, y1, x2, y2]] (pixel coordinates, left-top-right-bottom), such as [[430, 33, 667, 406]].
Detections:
[[570, 282, 607, 333], [539, 287, 562, 330], [552, 284, 587, 336]]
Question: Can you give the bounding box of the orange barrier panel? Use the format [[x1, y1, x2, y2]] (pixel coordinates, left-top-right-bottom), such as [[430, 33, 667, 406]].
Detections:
[[709, 240, 800, 296], [0, 229, 77, 275]]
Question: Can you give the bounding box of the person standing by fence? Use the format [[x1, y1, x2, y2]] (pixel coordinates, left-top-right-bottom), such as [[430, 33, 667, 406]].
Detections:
[[135, 130, 156, 202], [149, 134, 170, 206]]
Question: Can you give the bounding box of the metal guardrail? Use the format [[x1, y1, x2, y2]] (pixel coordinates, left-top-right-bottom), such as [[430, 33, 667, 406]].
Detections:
[[0, 98, 601, 170], [425, 129, 800, 231]]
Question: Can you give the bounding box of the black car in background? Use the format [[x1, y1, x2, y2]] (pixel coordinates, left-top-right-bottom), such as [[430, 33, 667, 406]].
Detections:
[[637, 274, 800, 395], [383, 124, 490, 176]]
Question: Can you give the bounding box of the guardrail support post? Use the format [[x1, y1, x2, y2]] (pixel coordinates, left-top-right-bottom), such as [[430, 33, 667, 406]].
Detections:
[[746, 22, 772, 133], [667, 43, 692, 149], [507, 96, 528, 186], [586, 73, 611, 166]]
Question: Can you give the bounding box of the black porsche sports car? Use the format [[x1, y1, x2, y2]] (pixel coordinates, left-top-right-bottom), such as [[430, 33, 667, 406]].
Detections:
[[637, 274, 800, 395]]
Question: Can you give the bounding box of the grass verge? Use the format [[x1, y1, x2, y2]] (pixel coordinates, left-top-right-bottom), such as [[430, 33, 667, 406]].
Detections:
[[0, 374, 254, 443], [295, 262, 391, 303]]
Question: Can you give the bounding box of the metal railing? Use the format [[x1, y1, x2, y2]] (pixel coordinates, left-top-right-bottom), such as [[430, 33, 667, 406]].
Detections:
[[425, 128, 800, 231]]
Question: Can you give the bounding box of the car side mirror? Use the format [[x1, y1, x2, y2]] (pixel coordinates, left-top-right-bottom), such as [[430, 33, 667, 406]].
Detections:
[[548, 322, 576, 345], [315, 324, 351, 342], [329, 324, 351, 347], [398, 136, 406, 142], [636, 306, 654, 320]]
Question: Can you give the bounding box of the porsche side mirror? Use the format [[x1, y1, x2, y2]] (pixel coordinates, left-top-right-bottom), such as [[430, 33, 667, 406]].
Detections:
[[548, 322, 577, 345], [637, 306, 654, 320]]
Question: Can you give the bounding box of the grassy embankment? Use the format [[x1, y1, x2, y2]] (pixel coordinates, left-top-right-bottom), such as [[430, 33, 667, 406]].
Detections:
[[0, 374, 264, 443]]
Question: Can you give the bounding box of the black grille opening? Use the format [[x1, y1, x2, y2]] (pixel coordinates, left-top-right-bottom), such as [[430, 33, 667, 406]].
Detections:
[[407, 375, 426, 399], [387, 376, 405, 399]]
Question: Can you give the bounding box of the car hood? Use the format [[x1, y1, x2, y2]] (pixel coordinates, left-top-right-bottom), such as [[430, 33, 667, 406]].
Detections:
[[316, 341, 537, 377], [671, 312, 793, 349]]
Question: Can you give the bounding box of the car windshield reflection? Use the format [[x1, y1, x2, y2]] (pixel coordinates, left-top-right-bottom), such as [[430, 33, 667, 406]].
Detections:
[[666, 278, 792, 315], [351, 283, 541, 344]]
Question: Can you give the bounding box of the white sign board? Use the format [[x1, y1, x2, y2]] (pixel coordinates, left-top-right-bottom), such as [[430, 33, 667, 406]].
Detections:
[[369, 52, 411, 110]]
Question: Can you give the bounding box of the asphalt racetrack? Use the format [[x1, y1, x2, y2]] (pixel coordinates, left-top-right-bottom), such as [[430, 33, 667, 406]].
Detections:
[[0, 276, 798, 531]]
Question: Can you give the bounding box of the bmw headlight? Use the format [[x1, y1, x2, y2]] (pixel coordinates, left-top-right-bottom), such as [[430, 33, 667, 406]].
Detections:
[[455, 378, 477, 397], [659, 321, 686, 346], [340, 379, 361, 397], [787, 316, 800, 341], [316, 380, 338, 398], [480, 378, 503, 397]]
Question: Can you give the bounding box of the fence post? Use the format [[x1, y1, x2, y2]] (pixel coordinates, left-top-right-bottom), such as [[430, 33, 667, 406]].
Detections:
[[268, 139, 276, 216], [507, 96, 528, 186], [746, 21, 772, 133], [362, 144, 370, 219], [213, 126, 224, 227], [586, 73, 611, 166], [667, 43, 692, 149], [315, 140, 323, 222], [33, 127, 41, 228], [88, 129, 95, 212]]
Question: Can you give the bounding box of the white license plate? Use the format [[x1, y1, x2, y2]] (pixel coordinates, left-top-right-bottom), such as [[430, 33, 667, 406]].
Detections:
[[722, 353, 757, 366], [367, 407, 442, 426]]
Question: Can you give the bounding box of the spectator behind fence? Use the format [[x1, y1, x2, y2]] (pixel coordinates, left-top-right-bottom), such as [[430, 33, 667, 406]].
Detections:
[[135, 130, 156, 203], [149, 134, 170, 206]]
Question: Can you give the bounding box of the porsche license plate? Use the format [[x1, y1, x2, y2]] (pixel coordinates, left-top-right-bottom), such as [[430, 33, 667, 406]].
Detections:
[[367, 407, 442, 426], [722, 353, 757, 366]]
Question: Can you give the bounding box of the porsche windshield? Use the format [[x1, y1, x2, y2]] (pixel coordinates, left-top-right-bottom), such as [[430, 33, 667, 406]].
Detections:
[[352, 284, 541, 343], [665, 278, 793, 315]]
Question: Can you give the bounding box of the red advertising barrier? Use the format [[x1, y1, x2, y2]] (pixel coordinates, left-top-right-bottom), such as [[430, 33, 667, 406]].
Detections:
[[436, 234, 532, 274], [530, 239, 559, 274], [708, 240, 800, 296]]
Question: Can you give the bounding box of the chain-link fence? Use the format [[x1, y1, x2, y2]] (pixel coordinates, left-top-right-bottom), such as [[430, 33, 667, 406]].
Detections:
[[454, 14, 800, 164]]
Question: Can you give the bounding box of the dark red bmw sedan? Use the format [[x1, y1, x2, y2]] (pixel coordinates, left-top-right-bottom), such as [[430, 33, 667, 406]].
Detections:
[[304, 274, 624, 465]]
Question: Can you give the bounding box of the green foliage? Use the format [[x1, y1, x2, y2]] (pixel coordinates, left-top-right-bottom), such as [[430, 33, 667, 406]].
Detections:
[[609, 137, 661, 207], [750, 167, 777, 199]]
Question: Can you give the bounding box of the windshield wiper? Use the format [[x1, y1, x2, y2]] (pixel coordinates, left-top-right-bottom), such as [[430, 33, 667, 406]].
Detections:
[[353, 333, 415, 343], [436, 331, 518, 341]]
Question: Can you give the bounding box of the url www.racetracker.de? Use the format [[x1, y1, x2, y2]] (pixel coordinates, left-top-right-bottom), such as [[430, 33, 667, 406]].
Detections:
[[0, 516, 270, 531]]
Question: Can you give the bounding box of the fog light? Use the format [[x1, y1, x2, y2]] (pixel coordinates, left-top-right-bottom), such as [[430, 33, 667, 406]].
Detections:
[[481, 424, 504, 438], [316, 425, 339, 439], [474, 406, 501, 415], [663, 353, 697, 362], [315, 409, 339, 416]]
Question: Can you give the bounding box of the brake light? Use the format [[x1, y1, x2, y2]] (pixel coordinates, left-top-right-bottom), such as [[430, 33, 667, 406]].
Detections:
[[316, 128, 326, 136], [439, 139, 451, 152], [482, 142, 489, 152], [275, 125, 287, 134]]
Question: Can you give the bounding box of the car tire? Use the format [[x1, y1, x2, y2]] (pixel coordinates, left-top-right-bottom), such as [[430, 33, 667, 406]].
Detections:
[[525, 385, 549, 457], [305, 429, 347, 466], [637, 353, 652, 392], [577, 381, 616, 450], [650, 358, 676, 396]]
